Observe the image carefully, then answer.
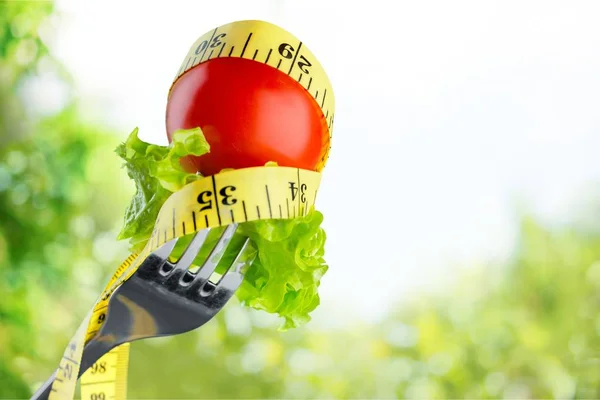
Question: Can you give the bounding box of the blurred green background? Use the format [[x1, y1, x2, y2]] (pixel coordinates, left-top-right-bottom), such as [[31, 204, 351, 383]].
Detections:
[[1, 2, 599, 399]]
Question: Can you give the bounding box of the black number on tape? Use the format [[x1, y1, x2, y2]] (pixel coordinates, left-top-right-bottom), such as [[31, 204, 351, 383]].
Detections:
[[289, 182, 298, 201], [300, 183, 307, 203], [90, 393, 106, 400], [195, 33, 227, 56], [195, 41, 208, 55], [297, 55, 312, 74], [91, 361, 107, 374], [198, 191, 213, 211], [97, 313, 106, 324], [211, 33, 226, 48], [278, 43, 312, 73], [278, 43, 294, 59], [63, 363, 73, 379], [219, 185, 237, 206], [290, 182, 307, 203]]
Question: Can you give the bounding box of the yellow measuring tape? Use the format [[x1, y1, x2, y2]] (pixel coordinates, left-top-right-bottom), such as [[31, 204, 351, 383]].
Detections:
[[47, 18, 333, 400], [48, 167, 322, 400]]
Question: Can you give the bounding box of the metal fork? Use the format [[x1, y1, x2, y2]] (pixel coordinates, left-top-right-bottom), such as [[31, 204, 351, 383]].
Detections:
[[32, 223, 254, 400]]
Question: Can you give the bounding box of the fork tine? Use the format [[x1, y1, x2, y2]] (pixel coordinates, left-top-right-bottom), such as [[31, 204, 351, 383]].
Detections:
[[188, 223, 238, 287], [211, 237, 257, 293], [152, 238, 178, 260], [168, 228, 211, 276], [227, 237, 255, 275]]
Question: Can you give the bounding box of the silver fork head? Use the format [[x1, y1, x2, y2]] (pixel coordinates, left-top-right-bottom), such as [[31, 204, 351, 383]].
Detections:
[[136, 223, 255, 308], [100, 223, 256, 341]]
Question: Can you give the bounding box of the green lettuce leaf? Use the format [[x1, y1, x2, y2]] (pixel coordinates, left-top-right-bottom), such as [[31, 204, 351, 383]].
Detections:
[[115, 127, 327, 329], [115, 127, 209, 252]]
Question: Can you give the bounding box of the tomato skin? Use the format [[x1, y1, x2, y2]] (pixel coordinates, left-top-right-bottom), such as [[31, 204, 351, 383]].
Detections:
[[166, 57, 329, 176]]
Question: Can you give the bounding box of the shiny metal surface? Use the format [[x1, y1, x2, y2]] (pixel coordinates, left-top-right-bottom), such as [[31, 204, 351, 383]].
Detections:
[[32, 224, 253, 400]]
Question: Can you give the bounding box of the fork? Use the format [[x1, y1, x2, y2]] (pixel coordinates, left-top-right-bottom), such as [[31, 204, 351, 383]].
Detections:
[[32, 223, 254, 400]]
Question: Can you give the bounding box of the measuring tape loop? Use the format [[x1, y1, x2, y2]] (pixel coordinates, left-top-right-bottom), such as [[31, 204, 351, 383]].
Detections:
[[170, 19, 335, 170]]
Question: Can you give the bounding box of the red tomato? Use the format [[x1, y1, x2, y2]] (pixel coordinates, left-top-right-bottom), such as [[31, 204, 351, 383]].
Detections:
[[166, 57, 329, 176]]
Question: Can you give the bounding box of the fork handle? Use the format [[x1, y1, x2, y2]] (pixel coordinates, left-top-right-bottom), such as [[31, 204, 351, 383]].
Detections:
[[30, 370, 57, 400], [30, 340, 115, 400]]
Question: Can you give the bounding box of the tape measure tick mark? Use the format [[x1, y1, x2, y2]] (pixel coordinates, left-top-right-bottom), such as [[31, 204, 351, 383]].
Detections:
[[296, 168, 302, 210], [63, 357, 79, 365], [81, 380, 114, 386], [265, 185, 273, 218], [172, 208, 176, 238], [211, 175, 222, 225], [287, 41, 303, 75], [240, 33, 253, 57]]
